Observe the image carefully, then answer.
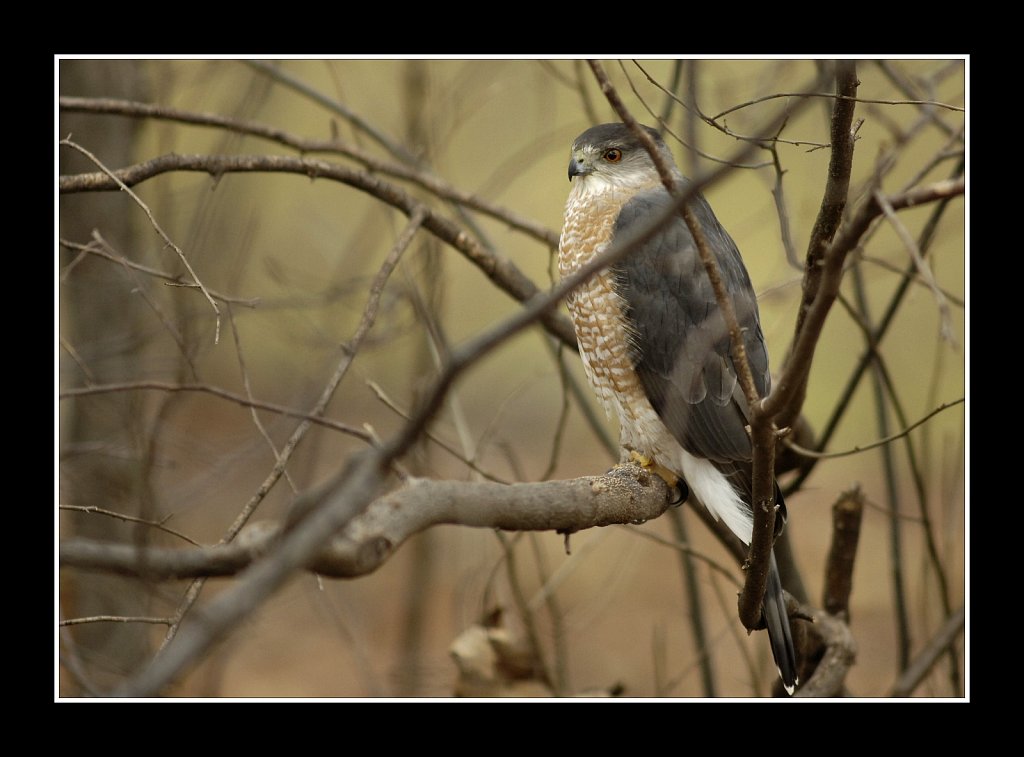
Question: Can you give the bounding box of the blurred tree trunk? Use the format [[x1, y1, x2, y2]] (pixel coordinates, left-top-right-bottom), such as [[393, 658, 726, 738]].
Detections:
[[393, 60, 442, 696], [58, 60, 154, 692]]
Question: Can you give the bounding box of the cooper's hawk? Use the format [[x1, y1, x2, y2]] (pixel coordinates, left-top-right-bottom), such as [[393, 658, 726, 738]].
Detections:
[[559, 122, 798, 694]]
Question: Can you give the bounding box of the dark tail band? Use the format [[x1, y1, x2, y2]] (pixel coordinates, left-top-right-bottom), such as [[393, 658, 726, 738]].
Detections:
[[764, 550, 798, 694]]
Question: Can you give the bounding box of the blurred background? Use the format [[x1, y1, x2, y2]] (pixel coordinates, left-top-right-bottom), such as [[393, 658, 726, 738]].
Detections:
[[57, 58, 966, 698]]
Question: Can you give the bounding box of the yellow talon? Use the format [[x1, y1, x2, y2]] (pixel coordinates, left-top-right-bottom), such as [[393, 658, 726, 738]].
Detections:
[[628, 450, 679, 489]]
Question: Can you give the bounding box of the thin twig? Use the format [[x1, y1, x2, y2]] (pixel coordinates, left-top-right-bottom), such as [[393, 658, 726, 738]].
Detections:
[[587, 59, 774, 631], [59, 137, 222, 342], [94, 231, 199, 379], [768, 137, 801, 269], [784, 157, 965, 494], [869, 332, 960, 693], [60, 615, 174, 627], [860, 254, 965, 307], [159, 208, 427, 650], [622, 526, 742, 588], [874, 61, 959, 138], [59, 236, 259, 307], [103, 96, 826, 698], [226, 304, 298, 493], [683, 61, 701, 177], [59, 381, 371, 441], [571, 60, 600, 125], [762, 177, 965, 424], [365, 379, 509, 483], [710, 91, 964, 120], [58, 504, 200, 546], [778, 61, 859, 428], [630, 61, 774, 168], [59, 151, 577, 348], [668, 508, 717, 696], [528, 533, 570, 694], [656, 60, 685, 129], [58, 337, 96, 383], [889, 606, 966, 697], [632, 61, 830, 150], [244, 60, 418, 164], [59, 96, 559, 248], [874, 189, 956, 344], [783, 398, 964, 459], [495, 532, 555, 691], [539, 342, 573, 482]]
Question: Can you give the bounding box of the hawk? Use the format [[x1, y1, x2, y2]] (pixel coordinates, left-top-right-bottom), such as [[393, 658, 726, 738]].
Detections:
[[559, 122, 798, 693]]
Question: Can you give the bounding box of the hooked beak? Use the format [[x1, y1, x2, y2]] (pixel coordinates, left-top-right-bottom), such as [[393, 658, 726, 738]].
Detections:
[[568, 154, 592, 182]]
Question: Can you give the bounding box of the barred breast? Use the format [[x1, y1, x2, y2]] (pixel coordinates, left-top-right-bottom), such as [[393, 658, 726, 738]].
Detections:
[[559, 185, 680, 462]]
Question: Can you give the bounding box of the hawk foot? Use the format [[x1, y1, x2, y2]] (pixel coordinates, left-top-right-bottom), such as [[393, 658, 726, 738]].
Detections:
[[627, 450, 680, 490]]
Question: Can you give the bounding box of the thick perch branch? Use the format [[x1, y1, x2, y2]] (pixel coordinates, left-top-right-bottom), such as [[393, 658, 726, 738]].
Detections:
[[60, 464, 672, 581]]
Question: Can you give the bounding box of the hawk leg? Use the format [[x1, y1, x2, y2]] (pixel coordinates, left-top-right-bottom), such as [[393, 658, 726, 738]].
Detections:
[[627, 451, 686, 504]]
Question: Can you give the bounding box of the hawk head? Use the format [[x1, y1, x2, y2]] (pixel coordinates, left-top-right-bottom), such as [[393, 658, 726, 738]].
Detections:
[[567, 123, 675, 190]]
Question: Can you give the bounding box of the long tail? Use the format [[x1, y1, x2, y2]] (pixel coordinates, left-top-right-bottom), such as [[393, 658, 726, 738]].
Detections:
[[764, 550, 798, 695]]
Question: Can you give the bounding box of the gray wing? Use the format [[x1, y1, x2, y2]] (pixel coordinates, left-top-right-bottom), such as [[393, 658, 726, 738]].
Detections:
[[613, 188, 797, 689], [611, 187, 770, 470]]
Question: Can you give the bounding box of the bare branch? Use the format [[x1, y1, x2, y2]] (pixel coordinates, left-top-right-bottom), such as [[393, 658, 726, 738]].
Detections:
[[874, 61, 961, 138], [59, 381, 372, 441], [874, 189, 956, 344], [366, 379, 510, 483], [762, 176, 965, 423], [783, 398, 964, 460], [768, 138, 801, 269], [226, 304, 298, 493], [779, 62, 859, 428], [631, 61, 831, 150], [860, 254, 965, 307], [60, 464, 673, 581], [889, 606, 967, 697], [630, 61, 773, 168], [785, 157, 965, 493], [59, 151, 577, 348], [58, 96, 559, 248], [792, 606, 857, 698], [586, 61, 764, 411], [710, 91, 964, 121], [59, 505, 200, 547], [586, 58, 827, 633], [822, 488, 865, 617], [157, 207, 427, 648], [58, 236, 259, 307], [59, 137, 222, 342], [60, 616, 174, 627], [244, 60, 417, 164]]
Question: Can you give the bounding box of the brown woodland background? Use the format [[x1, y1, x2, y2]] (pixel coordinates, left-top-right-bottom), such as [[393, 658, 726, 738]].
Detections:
[[57, 58, 966, 698]]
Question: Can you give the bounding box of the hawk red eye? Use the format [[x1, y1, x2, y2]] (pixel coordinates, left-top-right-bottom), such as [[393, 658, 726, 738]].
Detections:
[[603, 148, 623, 163]]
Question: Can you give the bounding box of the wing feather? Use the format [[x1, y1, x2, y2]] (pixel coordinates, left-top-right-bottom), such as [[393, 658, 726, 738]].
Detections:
[[611, 187, 770, 467]]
